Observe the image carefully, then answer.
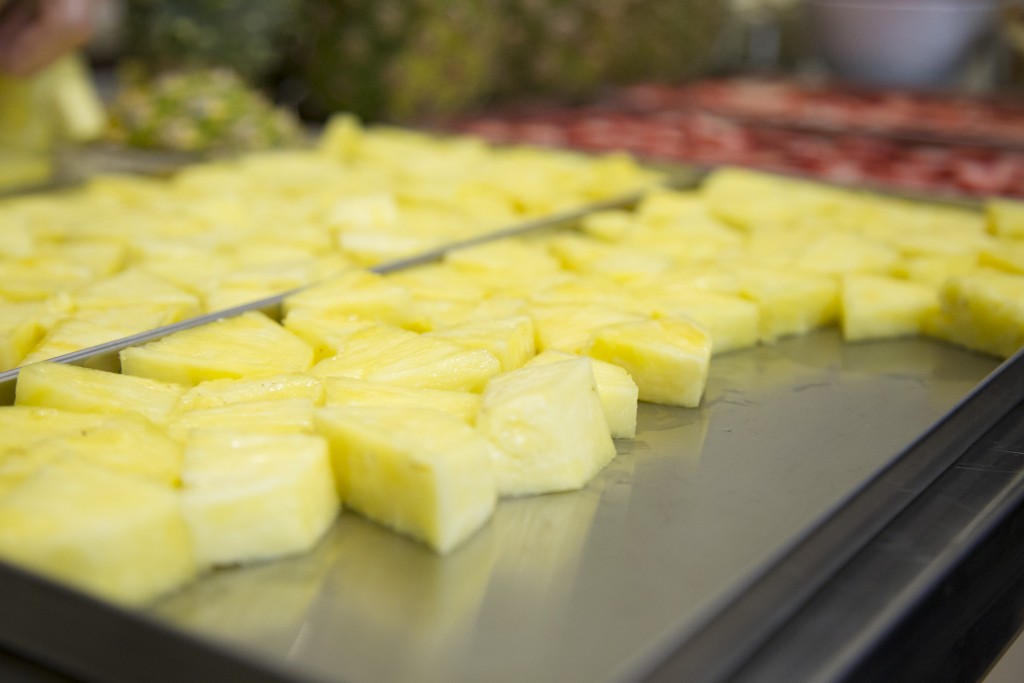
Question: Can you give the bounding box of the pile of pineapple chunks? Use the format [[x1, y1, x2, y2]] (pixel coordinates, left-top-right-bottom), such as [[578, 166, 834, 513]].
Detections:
[[2, 117, 1024, 609]]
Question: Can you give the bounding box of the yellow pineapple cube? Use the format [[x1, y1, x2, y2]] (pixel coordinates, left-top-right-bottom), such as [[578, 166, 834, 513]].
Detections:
[[426, 316, 536, 372], [180, 432, 339, 568], [928, 270, 1024, 358], [21, 317, 136, 365], [311, 331, 501, 392], [282, 269, 425, 330], [795, 233, 900, 276], [635, 287, 760, 355], [121, 312, 314, 386], [585, 317, 712, 408], [315, 405, 497, 553], [892, 254, 978, 287], [176, 373, 325, 412], [528, 303, 644, 354], [16, 361, 185, 425], [477, 357, 616, 496], [986, 198, 1024, 239], [526, 350, 638, 438], [737, 268, 840, 342], [324, 376, 481, 425], [841, 275, 939, 342], [0, 459, 196, 605], [169, 397, 316, 441]]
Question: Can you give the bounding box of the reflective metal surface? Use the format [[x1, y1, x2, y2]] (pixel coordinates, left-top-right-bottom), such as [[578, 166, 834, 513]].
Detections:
[[147, 332, 1000, 683]]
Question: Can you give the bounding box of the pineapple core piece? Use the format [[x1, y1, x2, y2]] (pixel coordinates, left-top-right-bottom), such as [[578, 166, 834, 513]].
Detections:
[[15, 361, 185, 425], [841, 275, 939, 343], [477, 357, 616, 496], [180, 433, 339, 569], [120, 311, 314, 386], [585, 317, 712, 408], [324, 377, 481, 425], [526, 350, 638, 439], [315, 405, 497, 553], [0, 459, 197, 606], [175, 373, 325, 412]]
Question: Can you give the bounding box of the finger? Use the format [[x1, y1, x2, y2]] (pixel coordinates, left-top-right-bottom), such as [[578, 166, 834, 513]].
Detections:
[[0, 0, 101, 76]]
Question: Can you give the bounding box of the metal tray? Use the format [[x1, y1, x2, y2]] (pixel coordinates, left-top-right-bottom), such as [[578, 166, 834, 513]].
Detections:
[[2, 161, 1023, 682]]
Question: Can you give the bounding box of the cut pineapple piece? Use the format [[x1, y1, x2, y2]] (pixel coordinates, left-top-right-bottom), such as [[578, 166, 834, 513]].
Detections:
[[426, 316, 536, 372], [477, 357, 616, 496], [927, 271, 1024, 358], [176, 373, 325, 412], [892, 254, 978, 288], [635, 288, 760, 355], [169, 397, 316, 441], [72, 269, 201, 323], [16, 361, 185, 424], [315, 405, 496, 553], [22, 317, 136, 365], [986, 198, 1024, 239], [324, 377, 481, 425], [0, 405, 109, 456], [386, 263, 491, 302], [737, 268, 839, 343], [795, 233, 901, 276], [121, 312, 314, 386], [312, 331, 501, 392], [528, 303, 644, 354], [0, 459, 196, 605], [180, 433, 339, 568], [282, 269, 425, 330], [526, 350, 638, 438], [0, 300, 45, 371], [979, 240, 1024, 275], [841, 275, 939, 342], [585, 317, 712, 408], [282, 309, 377, 361]]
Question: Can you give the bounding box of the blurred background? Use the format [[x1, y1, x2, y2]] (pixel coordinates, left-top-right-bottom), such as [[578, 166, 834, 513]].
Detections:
[[4, 0, 1024, 196]]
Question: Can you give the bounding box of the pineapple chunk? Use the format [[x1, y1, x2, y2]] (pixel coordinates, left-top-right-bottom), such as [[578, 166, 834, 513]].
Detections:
[[324, 377, 481, 425], [282, 309, 376, 361], [737, 268, 840, 343], [176, 374, 325, 412], [585, 317, 712, 408], [0, 405, 109, 455], [928, 271, 1024, 358], [0, 459, 196, 605], [22, 317, 136, 365], [893, 254, 978, 288], [282, 270, 424, 330], [636, 288, 760, 355], [386, 263, 490, 302], [795, 233, 901, 276], [841, 275, 939, 342], [477, 357, 616, 496], [169, 397, 316, 441], [426, 316, 536, 372], [121, 312, 314, 386], [526, 350, 638, 438], [315, 405, 496, 553], [311, 332, 501, 392], [72, 269, 201, 323], [16, 361, 185, 424], [979, 240, 1024, 275], [986, 198, 1024, 239], [528, 303, 644, 354], [180, 433, 339, 568], [0, 300, 45, 371]]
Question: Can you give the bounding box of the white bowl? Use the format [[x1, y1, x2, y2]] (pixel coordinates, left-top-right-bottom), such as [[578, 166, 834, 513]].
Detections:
[[808, 0, 996, 87]]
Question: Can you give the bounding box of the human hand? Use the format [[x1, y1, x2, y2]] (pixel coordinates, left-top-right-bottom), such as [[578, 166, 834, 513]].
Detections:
[[0, 0, 105, 77]]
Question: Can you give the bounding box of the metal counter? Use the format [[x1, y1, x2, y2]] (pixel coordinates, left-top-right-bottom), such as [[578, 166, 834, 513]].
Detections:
[[2, 329, 1012, 683]]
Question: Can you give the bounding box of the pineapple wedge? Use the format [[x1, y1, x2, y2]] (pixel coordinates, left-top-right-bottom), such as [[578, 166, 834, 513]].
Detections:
[[585, 317, 712, 408], [841, 275, 939, 342], [426, 315, 536, 372], [169, 397, 316, 441], [180, 433, 339, 568], [634, 288, 760, 355], [176, 373, 325, 412], [315, 405, 497, 553], [16, 361, 186, 425], [72, 269, 202, 324], [526, 350, 638, 438], [121, 312, 314, 386], [0, 458, 196, 605], [927, 270, 1024, 358], [282, 310, 377, 361], [21, 317, 136, 365], [528, 303, 644, 354], [311, 331, 501, 392], [0, 300, 45, 371], [0, 405, 110, 456], [477, 357, 616, 496], [324, 377, 481, 425]]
